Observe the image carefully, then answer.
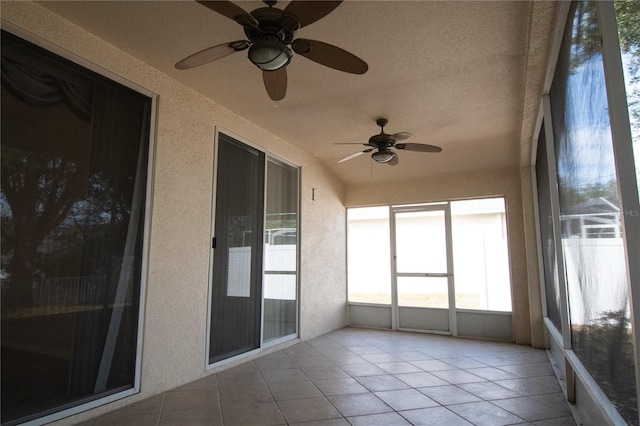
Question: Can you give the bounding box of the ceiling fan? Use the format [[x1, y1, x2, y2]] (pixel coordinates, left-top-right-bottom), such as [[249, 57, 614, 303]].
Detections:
[[175, 0, 368, 101], [337, 118, 442, 166]]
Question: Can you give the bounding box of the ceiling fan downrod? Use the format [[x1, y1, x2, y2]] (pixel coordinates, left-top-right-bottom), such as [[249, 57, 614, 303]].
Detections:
[[376, 118, 388, 133]]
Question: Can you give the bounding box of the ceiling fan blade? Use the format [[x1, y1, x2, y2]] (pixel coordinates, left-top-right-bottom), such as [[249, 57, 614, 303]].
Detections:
[[396, 143, 442, 153], [391, 132, 413, 142], [175, 40, 249, 69], [283, 1, 342, 28], [338, 148, 373, 163], [263, 67, 287, 101], [387, 154, 399, 166], [196, 1, 258, 27], [292, 39, 368, 74]]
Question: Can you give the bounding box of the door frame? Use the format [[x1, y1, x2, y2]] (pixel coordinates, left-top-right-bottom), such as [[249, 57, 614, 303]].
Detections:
[[389, 203, 457, 335]]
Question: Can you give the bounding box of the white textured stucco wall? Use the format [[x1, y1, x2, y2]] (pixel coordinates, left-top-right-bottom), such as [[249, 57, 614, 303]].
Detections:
[[300, 166, 348, 339], [344, 168, 537, 346], [0, 2, 346, 424]]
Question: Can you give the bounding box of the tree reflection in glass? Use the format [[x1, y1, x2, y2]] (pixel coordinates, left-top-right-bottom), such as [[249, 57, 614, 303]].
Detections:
[[615, 0, 640, 195]]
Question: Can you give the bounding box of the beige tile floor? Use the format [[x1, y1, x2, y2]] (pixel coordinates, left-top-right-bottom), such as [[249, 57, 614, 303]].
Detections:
[[80, 328, 580, 425]]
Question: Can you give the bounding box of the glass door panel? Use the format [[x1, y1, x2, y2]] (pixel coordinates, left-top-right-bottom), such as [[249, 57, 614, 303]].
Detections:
[[263, 158, 298, 343], [209, 134, 264, 363]]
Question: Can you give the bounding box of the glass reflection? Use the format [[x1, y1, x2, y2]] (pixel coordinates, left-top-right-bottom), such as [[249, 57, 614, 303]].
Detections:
[[549, 2, 636, 423], [1, 31, 149, 423]]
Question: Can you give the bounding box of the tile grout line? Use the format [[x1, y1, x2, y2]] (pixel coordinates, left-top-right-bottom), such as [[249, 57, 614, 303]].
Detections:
[[156, 391, 167, 426], [253, 356, 295, 425], [213, 374, 224, 426]]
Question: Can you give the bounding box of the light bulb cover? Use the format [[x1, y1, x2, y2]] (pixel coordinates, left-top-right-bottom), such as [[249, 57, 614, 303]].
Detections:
[[371, 150, 395, 163], [248, 40, 292, 71]]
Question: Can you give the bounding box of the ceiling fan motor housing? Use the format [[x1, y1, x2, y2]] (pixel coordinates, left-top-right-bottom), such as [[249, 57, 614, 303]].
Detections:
[[368, 133, 395, 149], [369, 119, 397, 162]]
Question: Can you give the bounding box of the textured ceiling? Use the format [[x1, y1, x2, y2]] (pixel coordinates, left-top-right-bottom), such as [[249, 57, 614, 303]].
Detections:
[[36, 0, 557, 185]]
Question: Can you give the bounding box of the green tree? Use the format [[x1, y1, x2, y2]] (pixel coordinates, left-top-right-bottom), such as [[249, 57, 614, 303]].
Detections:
[[615, 1, 640, 135], [615, 0, 640, 55]]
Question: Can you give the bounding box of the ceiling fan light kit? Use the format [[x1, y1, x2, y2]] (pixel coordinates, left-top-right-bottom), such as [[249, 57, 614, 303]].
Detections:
[[248, 39, 292, 71], [371, 150, 395, 163], [176, 0, 368, 100], [336, 118, 443, 166]]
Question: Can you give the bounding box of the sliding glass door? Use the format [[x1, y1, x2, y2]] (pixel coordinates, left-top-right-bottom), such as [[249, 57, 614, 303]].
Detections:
[[209, 133, 298, 364], [1, 31, 152, 424]]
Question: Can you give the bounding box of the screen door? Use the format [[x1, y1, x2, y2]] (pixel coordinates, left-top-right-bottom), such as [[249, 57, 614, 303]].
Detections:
[[209, 134, 265, 363], [391, 204, 455, 333]]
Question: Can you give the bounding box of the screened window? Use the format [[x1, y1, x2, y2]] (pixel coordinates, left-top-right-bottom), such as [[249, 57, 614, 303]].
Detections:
[[548, 1, 636, 422], [1, 31, 151, 424], [451, 198, 511, 312], [346, 206, 391, 305], [535, 122, 563, 331]]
